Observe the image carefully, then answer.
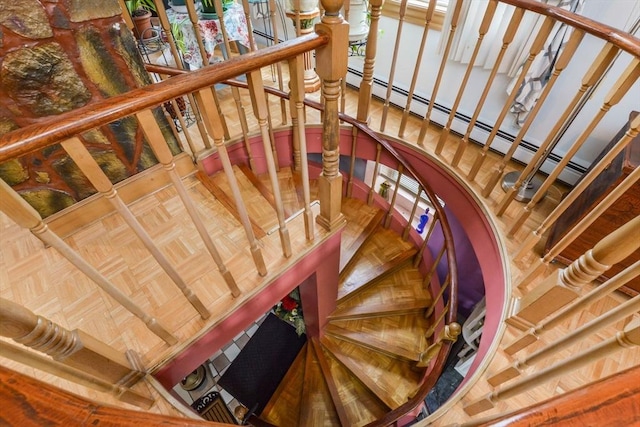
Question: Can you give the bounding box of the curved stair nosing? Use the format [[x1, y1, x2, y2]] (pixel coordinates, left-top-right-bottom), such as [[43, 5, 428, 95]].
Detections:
[[319, 335, 417, 410], [337, 251, 418, 304], [324, 323, 422, 362], [329, 299, 432, 320]]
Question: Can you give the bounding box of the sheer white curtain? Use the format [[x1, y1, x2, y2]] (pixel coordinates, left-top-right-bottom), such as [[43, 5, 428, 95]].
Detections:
[[439, 0, 583, 77]]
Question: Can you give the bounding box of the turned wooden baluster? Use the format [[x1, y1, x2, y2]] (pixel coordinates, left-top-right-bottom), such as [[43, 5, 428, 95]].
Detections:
[[435, 0, 498, 155], [503, 292, 640, 382], [425, 302, 449, 338], [506, 261, 639, 355], [0, 179, 177, 345], [514, 113, 639, 269], [379, 0, 408, 132], [500, 58, 640, 225], [289, 54, 315, 240], [60, 137, 213, 318], [0, 297, 150, 399], [398, 0, 437, 138], [346, 127, 359, 198], [267, 0, 288, 124], [425, 262, 448, 317], [155, 0, 216, 148], [455, 7, 525, 169], [315, 0, 349, 231], [417, 322, 461, 368], [246, 70, 293, 257], [414, 212, 440, 268], [384, 165, 403, 228], [416, 0, 463, 146], [0, 341, 153, 408], [137, 109, 242, 296], [193, 88, 268, 275], [355, 0, 383, 125], [464, 318, 640, 416], [490, 293, 640, 387], [403, 187, 423, 240], [367, 143, 383, 206], [468, 17, 555, 182], [483, 28, 585, 199], [506, 215, 640, 331]]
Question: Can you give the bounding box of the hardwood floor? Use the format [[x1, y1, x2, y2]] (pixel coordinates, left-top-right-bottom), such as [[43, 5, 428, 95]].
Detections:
[[0, 63, 637, 425]]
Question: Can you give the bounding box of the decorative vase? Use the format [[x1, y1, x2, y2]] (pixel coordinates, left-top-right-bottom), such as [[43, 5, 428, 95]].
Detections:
[[346, 0, 369, 42], [285, 0, 318, 12]]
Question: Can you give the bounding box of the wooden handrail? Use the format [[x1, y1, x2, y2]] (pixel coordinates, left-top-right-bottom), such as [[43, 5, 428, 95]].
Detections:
[[499, 0, 640, 57], [0, 33, 328, 164]]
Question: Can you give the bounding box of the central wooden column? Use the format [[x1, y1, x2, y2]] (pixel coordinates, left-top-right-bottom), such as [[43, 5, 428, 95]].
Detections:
[[315, 0, 349, 231]]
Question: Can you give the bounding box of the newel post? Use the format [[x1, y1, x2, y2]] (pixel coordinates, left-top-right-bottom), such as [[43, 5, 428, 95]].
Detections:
[[506, 215, 640, 330], [315, 0, 349, 231]]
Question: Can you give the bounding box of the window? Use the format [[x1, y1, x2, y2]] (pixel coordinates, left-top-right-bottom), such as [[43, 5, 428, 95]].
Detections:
[[380, 0, 449, 30]]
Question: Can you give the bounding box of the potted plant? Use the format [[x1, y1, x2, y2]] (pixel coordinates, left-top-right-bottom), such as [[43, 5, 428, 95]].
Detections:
[[201, 0, 234, 16], [126, 0, 157, 39]]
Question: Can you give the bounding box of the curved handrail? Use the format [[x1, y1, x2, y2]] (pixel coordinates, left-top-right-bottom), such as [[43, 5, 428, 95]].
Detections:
[[0, 32, 327, 164], [500, 0, 640, 56]]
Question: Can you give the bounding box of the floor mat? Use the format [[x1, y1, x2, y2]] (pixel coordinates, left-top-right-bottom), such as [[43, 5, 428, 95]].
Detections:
[[218, 312, 306, 415]]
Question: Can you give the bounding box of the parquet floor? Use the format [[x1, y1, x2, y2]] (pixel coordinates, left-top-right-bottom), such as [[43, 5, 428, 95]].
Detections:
[[0, 61, 638, 424]]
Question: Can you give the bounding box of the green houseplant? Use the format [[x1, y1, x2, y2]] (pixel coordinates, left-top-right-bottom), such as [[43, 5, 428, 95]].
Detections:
[[126, 0, 157, 39]]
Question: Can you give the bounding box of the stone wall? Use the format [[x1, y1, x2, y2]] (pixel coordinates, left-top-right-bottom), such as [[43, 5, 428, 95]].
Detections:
[[0, 0, 180, 218]]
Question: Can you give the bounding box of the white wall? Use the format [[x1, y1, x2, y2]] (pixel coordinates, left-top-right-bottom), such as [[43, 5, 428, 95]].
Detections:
[[249, 0, 640, 184]]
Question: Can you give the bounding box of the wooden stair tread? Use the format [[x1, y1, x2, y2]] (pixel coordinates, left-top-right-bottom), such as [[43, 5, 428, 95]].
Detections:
[[339, 208, 386, 272], [196, 170, 267, 239], [330, 300, 431, 320], [335, 267, 431, 312], [300, 336, 340, 427], [339, 198, 384, 259], [314, 339, 388, 427], [247, 164, 300, 218], [338, 247, 417, 302], [309, 339, 350, 427], [320, 335, 422, 410], [326, 315, 429, 361], [260, 344, 307, 426], [208, 165, 279, 233]]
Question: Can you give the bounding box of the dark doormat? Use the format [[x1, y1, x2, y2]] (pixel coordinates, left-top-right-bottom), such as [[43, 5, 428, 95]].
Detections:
[[218, 312, 306, 415]]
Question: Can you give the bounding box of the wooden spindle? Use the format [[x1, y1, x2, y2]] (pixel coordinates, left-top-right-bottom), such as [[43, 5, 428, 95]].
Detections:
[[506, 261, 639, 355], [403, 187, 423, 240], [435, 0, 498, 155], [0, 298, 148, 389], [506, 215, 640, 330], [367, 143, 382, 206], [486, 28, 585, 200], [60, 137, 213, 317], [0, 180, 177, 345], [289, 54, 315, 240], [266, 0, 288, 124], [425, 272, 450, 318], [346, 126, 358, 198], [398, 0, 437, 138], [464, 318, 640, 416], [417, 322, 461, 368], [490, 294, 639, 386], [0, 341, 154, 409], [379, 0, 409, 132], [355, 0, 383, 124], [154, 0, 213, 148], [468, 17, 555, 181], [425, 302, 449, 339], [501, 57, 640, 225], [417, 0, 464, 146], [247, 70, 293, 257], [194, 89, 267, 275], [423, 245, 446, 291], [414, 213, 439, 268], [514, 111, 639, 262], [384, 165, 403, 228], [455, 7, 525, 169], [137, 109, 242, 296]]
